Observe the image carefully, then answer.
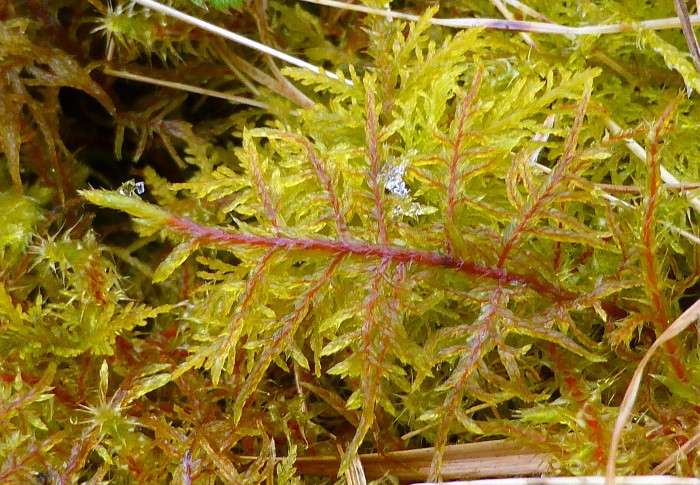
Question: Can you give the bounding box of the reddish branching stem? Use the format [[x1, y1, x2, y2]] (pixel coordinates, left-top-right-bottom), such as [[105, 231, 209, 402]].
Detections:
[[166, 215, 574, 300], [366, 86, 388, 244], [642, 95, 686, 380], [445, 66, 484, 255]]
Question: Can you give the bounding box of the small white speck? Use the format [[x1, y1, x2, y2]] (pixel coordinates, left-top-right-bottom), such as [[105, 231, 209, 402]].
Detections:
[[118, 180, 146, 197]]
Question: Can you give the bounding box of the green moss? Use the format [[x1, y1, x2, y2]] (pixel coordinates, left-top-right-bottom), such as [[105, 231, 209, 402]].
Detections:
[[0, 0, 699, 482]]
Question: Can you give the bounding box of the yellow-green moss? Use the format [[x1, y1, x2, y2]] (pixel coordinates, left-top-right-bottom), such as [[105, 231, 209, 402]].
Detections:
[[0, 0, 699, 482]]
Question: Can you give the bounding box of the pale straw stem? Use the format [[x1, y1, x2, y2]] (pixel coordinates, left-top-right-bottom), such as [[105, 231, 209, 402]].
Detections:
[[130, 0, 351, 85], [300, 0, 700, 36], [103, 67, 269, 109]]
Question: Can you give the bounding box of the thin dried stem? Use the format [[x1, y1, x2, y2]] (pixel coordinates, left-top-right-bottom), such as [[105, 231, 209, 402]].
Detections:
[[596, 182, 700, 193], [212, 40, 261, 95], [249, 0, 315, 108], [606, 119, 700, 214], [292, 361, 308, 415], [217, 42, 313, 107], [673, 0, 700, 73], [500, 0, 551, 22], [277, 440, 549, 482], [605, 298, 700, 485], [488, 0, 536, 48], [130, 0, 351, 85], [651, 425, 700, 475], [343, 452, 367, 485], [103, 68, 269, 109], [300, 0, 700, 36], [416, 478, 700, 485]]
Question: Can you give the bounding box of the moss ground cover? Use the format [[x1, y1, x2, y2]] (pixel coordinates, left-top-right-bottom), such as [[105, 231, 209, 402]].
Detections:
[[1, 1, 700, 483]]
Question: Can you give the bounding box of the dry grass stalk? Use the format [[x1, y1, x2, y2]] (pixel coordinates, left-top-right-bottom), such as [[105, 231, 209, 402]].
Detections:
[[130, 0, 350, 85], [673, 0, 700, 72], [300, 0, 700, 35], [102, 67, 268, 108], [605, 298, 700, 485], [651, 425, 700, 475], [414, 477, 700, 485], [344, 451, 368, 485], [275, 440, 549, 483]]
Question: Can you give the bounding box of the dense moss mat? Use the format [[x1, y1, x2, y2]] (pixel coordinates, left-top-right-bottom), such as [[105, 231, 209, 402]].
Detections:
[[1, 1, 699, 482]]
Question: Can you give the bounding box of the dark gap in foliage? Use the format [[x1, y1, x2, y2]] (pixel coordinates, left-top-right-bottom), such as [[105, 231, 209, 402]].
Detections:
[[111, 78, 157, 107], [59, 87, 126, 189], [588, 321, 606, 344], [134, 317, 158, 336], [84, 450, 108, 477], [215, 397, 230, 413], [204, 248, 241, 268], [547, 388, 562, 403], [679, 277, 700, 311], [168, 417, 185, 429], [33, 471, 51, 485], [89, 207, 135, 240], [267, 364, 298, 389], [182, 94, 244, 124], [138, 426, 156, 442]]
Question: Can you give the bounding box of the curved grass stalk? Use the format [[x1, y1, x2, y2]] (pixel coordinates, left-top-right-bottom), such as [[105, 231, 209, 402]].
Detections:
[[605, 298, 700, 485]]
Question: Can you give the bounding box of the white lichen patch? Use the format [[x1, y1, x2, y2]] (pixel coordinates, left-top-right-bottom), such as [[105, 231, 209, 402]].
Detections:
[[383, 161, 410, 199], [381, 151, 435, 219]]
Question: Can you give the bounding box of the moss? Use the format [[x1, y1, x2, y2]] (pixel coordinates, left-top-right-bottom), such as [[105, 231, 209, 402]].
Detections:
[[1, 0, 699, 482]]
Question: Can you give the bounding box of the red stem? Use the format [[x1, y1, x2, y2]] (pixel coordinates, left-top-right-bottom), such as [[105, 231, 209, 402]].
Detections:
[[167, 216, 574, 300], [366, 87, 387, 244], [642, 96, 685, 380]]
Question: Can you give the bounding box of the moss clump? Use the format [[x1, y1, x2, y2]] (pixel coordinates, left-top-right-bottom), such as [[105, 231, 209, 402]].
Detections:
[[1, 0, 699, 482]]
